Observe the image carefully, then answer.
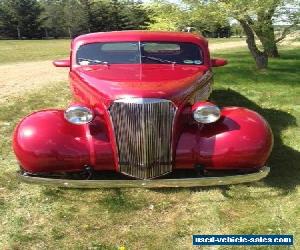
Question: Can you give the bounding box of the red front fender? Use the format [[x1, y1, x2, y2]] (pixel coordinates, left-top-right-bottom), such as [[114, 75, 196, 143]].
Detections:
[[175, 107, 273, 171], [13, 110, 116, 173]]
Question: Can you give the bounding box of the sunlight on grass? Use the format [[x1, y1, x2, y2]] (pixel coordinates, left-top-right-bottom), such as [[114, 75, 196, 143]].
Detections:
[[0, 40, 70, 64], [0, 42, 299, 249]]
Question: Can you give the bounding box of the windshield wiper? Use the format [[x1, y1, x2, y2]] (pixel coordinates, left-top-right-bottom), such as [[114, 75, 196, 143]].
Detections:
[[78, 58, 109, 65], [141, 56, 176, 65]]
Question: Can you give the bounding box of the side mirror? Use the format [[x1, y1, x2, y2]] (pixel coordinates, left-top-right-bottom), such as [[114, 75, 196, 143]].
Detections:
[[53, 59, 70, 67], [211, 58, 228, 67]]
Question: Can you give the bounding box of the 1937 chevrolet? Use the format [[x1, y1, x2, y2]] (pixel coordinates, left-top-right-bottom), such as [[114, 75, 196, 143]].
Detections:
[[13, 31, 273, 188]]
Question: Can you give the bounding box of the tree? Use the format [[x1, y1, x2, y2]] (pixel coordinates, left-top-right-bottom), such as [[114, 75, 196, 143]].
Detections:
[[40, 0, 65, 38], [184, 0, 300, 69], [0, 0, 43, 38], [0, 0, 151, 38], [231, 22, 244, 37], [63, 0, 89, 37], [119, 0, 151, 30], [221, 0, 299, 67], [147, 1, 189, 31], [0, 1, 11, 37], [79, 0, 94, 32], [84, 0, 118, 32], [147, 0, 232, 37], [187, 0, 232, 37], [86, 0, 150, 32]]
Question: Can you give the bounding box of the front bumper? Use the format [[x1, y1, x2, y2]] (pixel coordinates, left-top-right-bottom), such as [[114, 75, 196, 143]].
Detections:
[[18, 166, 270, 188]]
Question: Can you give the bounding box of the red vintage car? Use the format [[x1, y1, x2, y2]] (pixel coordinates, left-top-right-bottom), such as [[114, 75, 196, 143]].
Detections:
[[13, 31, 273, 188]]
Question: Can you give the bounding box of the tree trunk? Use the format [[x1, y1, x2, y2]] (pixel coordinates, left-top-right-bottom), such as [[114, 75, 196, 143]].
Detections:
[[253, 53, 268, 69], [68, 27, 72, 38], [239, 19, 268, 70], [265, 44, 279, 58], [17, 25, 21, 39], [258, 34, 279, 57], [254, 21, 280, 58]]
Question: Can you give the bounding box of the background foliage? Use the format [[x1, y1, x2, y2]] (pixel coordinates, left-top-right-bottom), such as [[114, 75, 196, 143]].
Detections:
[[0, 0, 236, 39], [0, 0, 151, 38]]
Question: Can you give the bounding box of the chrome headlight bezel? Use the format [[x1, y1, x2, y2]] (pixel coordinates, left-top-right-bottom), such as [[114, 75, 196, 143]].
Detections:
[[193, 104, 221, 124], [64, 106, 94, 125]]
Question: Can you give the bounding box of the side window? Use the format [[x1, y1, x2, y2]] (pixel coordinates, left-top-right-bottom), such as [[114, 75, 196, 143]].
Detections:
[[77, 43, 102, 64]]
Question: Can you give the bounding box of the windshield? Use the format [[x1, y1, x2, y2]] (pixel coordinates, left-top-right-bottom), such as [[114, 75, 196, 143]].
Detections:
[[76, 42, 203, 65]]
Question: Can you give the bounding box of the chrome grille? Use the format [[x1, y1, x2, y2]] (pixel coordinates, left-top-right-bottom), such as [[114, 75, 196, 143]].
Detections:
[[109, 98, 176, 179]]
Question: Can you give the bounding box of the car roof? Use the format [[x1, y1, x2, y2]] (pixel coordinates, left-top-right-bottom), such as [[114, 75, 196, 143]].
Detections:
[[72, 30, 208, 50]]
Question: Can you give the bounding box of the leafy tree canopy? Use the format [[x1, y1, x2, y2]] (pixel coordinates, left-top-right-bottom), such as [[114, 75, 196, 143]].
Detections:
[[0, 0, 151, 38]]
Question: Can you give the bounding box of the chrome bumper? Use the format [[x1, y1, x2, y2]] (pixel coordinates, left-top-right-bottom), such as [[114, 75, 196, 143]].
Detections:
[[18, 166, 270, 188]]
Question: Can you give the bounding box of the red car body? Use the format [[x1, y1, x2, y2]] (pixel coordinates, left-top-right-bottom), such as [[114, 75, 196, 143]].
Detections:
[[13, 31, 273, 188]]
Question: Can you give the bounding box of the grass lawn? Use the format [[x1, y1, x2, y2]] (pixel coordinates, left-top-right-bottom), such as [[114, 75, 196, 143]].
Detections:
[[0, 40, 299, 249], [208, 37, 245, 43], [0, 39, 70, 64]]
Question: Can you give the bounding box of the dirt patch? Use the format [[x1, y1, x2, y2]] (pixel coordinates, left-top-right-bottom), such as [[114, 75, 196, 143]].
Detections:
[[0, 60, 68, 103]]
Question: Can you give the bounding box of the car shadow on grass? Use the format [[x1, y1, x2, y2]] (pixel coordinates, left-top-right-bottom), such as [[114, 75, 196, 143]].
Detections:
[[154, 88, 300, 195], [211, 88, 300, 192]]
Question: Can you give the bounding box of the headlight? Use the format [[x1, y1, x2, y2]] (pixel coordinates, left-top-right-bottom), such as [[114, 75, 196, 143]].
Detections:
[[64, 106, 94, 125], [193, 103, 220, 124]]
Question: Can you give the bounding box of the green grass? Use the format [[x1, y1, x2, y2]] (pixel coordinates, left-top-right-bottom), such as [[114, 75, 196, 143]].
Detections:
[[208, 37, 245, 43], [0, 41, 300, 249], [0, 39, 70, 64]]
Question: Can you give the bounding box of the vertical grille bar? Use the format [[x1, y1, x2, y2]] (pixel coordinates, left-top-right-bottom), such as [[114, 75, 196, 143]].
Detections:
[[109, 98, 176, 179]]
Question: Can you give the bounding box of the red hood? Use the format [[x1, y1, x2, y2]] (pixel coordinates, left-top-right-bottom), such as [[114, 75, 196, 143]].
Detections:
[[71, 64, 210, 106]]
